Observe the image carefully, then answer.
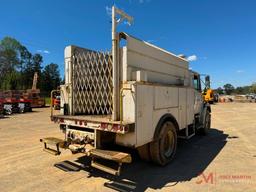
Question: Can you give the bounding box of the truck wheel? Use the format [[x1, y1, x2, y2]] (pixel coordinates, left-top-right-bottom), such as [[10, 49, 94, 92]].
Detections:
[[137, 143, 151, 162], [150, 121, 177, 166], [6, 109, 12, 115], [200, 110, 211, 135]]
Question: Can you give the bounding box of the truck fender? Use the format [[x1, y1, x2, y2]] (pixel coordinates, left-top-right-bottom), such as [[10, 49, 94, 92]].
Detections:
[[153, 113, 179, 140]]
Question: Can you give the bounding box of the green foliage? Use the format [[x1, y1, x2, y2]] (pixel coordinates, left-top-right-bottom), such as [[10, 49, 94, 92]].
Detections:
[[215, 87, 224, 94], [41, 63, 61, 93], [44, 97, 51, 105], [0, 36, 61, 94], [234, 86, 251, 94], [223, 83, 235, 95], [0, 37, 21, 76], [250, 82, 256, 93], [216, 84, 253, 95], [1, 71, 20, 90]]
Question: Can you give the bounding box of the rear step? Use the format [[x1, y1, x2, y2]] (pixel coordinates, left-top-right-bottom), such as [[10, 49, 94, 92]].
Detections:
[[40, 138, 132, 175], [40, 137, 65, 155], [90, 149, 132, 176]]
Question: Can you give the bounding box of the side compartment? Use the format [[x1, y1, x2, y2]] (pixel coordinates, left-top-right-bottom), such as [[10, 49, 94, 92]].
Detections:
[[116, 83, 186, 148], [136, 84, 154, 147], [186, 88, 195, 125], [178, 88, 187, 129], [115, 83, 137, 147]]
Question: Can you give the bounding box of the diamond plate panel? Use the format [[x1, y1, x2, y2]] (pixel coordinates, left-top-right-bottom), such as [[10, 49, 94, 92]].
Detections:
[[72, 49, 113, 115]]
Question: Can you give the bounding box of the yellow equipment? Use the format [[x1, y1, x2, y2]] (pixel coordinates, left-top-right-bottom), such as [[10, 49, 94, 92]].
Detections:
[[202, 75, 215, 104], [203, 88, 214, 104]]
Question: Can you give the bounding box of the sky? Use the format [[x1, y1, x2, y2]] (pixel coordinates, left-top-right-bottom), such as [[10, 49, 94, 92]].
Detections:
[[0, 0, 256, 88]]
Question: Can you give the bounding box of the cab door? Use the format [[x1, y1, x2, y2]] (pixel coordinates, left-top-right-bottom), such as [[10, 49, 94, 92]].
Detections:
[[193, 74, 203, 114]]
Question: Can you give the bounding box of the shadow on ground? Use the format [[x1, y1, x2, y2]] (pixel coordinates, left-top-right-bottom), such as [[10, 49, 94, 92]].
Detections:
[[56, 128, 228, 191]]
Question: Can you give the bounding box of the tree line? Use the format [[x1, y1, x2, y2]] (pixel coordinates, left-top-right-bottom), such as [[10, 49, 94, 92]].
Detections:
[[0, 36, 61, 96], [215, 83, 256, 95]]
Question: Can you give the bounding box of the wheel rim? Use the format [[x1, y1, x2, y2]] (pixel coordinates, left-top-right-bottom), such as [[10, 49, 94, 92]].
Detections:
[[163, 130, 175, 157]]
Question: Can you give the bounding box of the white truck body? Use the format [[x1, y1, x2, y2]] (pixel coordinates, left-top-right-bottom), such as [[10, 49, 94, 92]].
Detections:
[[56, 33, 203, 148], [42, 7, 210, 176]]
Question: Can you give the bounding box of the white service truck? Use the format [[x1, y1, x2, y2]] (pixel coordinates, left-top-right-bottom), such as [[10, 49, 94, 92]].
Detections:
[[41, 7, 211, 176]]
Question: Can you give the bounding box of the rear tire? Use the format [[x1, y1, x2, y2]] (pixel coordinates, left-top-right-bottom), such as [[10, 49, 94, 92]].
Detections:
[[137, 143, 151, 162], [200, 110, 211, 135], [150, 121, 177, 166]]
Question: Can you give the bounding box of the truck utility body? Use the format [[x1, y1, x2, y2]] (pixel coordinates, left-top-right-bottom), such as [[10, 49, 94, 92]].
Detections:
[[42, 6, 211, 176]]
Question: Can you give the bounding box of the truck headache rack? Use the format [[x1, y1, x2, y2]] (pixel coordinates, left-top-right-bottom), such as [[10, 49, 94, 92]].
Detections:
[[72, 48, 113, 115]]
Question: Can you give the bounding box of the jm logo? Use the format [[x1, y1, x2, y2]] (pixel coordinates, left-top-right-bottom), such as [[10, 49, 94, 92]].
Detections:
[[196, 172, 215, 184]]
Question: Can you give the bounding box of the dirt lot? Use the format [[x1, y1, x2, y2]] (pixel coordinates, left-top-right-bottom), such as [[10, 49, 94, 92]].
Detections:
[[0, 103, 255, 192]]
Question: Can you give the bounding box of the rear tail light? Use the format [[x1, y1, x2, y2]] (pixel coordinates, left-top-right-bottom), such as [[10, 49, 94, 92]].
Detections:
[[100, 123, 126, 132], [101, 123, 108, 130], [113, 124, 121, 131]]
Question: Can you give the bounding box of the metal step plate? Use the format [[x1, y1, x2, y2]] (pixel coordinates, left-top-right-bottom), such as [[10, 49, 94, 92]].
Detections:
[[40, 137, 65, 155], [90, 149, 132, 163], [40, 137, 64, 146]]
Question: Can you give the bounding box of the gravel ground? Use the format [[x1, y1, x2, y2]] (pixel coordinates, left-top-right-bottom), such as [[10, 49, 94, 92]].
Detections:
[[0, 103, 255, 192]]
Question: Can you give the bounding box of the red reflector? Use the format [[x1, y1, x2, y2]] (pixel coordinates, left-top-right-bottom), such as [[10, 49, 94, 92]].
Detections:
[[101, 123, 108, 129], [59, 118, 64, 123], [112, 124, 119, 131]]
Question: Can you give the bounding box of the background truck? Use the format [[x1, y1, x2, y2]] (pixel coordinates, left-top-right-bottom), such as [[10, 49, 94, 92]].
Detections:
[[0, 98, 3, 117], [0, 90, 32, 114], [41, 6, 211, 176], [1, 91, 20, 115]]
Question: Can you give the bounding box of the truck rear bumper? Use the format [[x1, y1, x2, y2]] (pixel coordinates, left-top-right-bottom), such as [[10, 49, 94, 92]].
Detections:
[[40, 136, 132, 175], [51, 115, 135, 134]]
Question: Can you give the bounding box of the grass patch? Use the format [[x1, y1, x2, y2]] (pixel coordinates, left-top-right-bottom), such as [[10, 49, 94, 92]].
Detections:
[[45, 97, 51, 105]]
